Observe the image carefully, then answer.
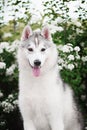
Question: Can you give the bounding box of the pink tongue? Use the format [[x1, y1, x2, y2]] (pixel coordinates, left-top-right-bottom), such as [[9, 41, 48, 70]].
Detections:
[[32, 67, 40, 77]]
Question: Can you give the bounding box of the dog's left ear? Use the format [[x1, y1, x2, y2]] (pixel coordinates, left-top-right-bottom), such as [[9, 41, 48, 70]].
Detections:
[[41, 26, 51, 41], [21, 25, 32, 41]]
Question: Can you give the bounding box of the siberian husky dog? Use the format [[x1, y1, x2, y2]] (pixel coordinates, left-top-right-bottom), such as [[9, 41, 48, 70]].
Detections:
[[18, 25, 83, 130]]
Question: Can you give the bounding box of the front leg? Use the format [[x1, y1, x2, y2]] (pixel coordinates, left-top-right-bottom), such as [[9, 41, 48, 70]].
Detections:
[[51, 119, 64, 130], [19, 99, 36, 130], [48, 111, 64, 130], [23, 119, 36, 130]]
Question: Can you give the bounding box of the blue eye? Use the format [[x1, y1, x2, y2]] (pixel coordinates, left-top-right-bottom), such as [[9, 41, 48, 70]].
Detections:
[[41, 48, 46, 52]]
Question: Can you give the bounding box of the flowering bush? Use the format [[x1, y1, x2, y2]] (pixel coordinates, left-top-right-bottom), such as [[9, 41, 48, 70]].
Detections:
[[57, 43, 81, 70], [1, 94, 18, 113], [0, 41, 23, 130], [57, 43, 87, 97]]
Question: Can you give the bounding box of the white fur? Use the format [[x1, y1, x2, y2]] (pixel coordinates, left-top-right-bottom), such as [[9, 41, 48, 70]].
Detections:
[[18, 26, 82, 130]]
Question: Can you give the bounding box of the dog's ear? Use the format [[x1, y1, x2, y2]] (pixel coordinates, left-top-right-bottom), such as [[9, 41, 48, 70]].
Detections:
[[41, 26, 52, 41], [21, 25, 32, 41]]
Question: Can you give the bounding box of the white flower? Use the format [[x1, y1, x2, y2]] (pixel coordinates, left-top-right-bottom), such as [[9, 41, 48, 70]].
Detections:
[[6, 68, 13, 76], [6, 64, 16, 76], [1, 101, 14, 113], [0, 91, 3, 98], [57, 45, 63, 50], [8, 94, 13, 98], [0, 48, 3, 53], [0, 42, 10, 53], [85, 127, 87, 130], [50, 20, 57, 26], [6, 40, 19, 52], [1, 101, 8, 107], [62, 45, 73, 53], [74, 46, 80, 52], [81, 95, 86, 101], [56, 17, 64, 23], [68, 54, 74, 60], [49, 25, 63, 34], [0, 41, 19, 53], [4, 103, 14, 113], [61, 62, 67, 69], [0, 42, 9, 50], [13, 100, 18, 108], [67, 43, 73, 47], [76, 55, 80, 60], [76, 28, 83, 34], [30, 14, 42, 24], [49, 25, 58, 34], [72, 20, 81, 27], [75, 21, 81, 27], [3, 33, 12, 38], [0, 62, 6, 69], [57, 26, 64, 32], [67, 64, 74, 70], [0, 121, 5, 126], [58, 57, 64, 64], [68, 46, 73, 51], [58, 65, 63, 70], [62, 45, 69, 53], [82, 56, 87, 62], [8, 94, 13, 100]]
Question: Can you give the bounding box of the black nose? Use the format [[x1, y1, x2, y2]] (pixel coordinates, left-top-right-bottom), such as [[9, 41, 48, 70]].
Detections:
[[34, 60, 41, 66]]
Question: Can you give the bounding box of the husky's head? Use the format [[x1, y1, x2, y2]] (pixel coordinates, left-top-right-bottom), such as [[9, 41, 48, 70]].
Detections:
[[18, 25, 57, 77]]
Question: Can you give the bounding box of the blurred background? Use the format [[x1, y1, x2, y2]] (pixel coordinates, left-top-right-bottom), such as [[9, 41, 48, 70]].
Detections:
[[0, 0, 87, 130]]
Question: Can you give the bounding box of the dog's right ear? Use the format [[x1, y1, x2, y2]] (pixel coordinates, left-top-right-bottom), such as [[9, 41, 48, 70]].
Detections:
[[21, 25, 32, 41]]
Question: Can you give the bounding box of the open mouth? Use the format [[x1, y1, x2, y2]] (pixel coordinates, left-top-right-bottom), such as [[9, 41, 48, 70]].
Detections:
[[28, 62, 41, 77]]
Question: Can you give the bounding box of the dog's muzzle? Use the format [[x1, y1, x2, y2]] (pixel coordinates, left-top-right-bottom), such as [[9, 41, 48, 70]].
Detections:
[[28, 59, 41, 77]]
